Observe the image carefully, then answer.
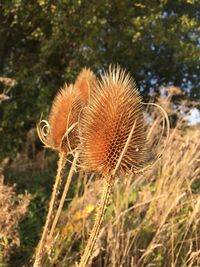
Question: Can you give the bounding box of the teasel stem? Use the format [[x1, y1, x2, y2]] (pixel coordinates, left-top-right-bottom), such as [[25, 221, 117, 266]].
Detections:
[[78, 175, 113, 267], [78, 120, 137, 267], [49, 150, 79, 240], [33, 152, 66, 267]]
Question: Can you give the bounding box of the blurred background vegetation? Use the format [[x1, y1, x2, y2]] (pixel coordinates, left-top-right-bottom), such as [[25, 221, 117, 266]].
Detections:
[[0, 0, 200, 157], [0, 1, 200, 267]]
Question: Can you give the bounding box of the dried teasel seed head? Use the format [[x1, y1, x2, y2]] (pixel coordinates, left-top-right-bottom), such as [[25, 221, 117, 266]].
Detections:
[[79, 66, 148, 175], [37, 84, 82, 153], [74, 68, 97, 105]]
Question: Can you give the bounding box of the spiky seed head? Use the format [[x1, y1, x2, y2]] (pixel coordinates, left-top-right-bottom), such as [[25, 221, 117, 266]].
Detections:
[[38, 84, 82, 153], [79, 66, 148, 175], [74, 68, 97, 105]]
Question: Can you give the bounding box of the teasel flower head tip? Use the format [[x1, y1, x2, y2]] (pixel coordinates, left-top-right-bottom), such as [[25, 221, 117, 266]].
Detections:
[[75, 67, 97, 105]]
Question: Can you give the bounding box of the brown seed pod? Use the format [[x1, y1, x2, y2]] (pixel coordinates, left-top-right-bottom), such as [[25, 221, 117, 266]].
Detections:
[[79, 66, 148, 175], [38, 84, 82, 153], [74, 68, 97, 105]]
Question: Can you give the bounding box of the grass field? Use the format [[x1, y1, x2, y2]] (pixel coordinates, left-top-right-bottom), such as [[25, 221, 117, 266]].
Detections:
[[1, 95, 200, 267]]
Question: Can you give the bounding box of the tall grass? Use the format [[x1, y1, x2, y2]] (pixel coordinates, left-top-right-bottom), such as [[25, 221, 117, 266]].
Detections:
[[44, 100, 200, 267]]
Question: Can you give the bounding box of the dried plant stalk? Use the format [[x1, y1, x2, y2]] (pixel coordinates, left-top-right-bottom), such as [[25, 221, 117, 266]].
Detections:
[[78, 66, 148, 267], [49, 150, 79, 240], [34, 85, 82, 266], [78, 118, 138, 267], [45, 72, 97, 251], [78, 175, 113, 267], [34, 152, 66, 267]]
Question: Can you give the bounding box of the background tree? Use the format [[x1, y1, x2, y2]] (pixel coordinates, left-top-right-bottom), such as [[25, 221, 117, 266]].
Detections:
[[0, 0, 199, 157]]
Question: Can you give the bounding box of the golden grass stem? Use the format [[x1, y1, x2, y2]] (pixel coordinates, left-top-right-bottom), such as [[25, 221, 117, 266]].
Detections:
[[49, 150, 79, 240], [78, 176, 113, 267], [33, 152, 66, 267]]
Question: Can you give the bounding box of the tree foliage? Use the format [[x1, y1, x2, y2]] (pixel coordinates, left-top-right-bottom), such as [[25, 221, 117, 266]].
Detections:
[[0, 0, 199, 156]]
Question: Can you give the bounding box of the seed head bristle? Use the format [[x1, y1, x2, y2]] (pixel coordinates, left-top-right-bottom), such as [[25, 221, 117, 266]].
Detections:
[[79, 66, 148, 175], [74, 68, 96, 105], [39, 84, 82, 153]]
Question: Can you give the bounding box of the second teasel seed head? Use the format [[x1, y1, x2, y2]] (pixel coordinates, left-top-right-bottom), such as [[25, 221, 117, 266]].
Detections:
[[37, 84, 82, 154]]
